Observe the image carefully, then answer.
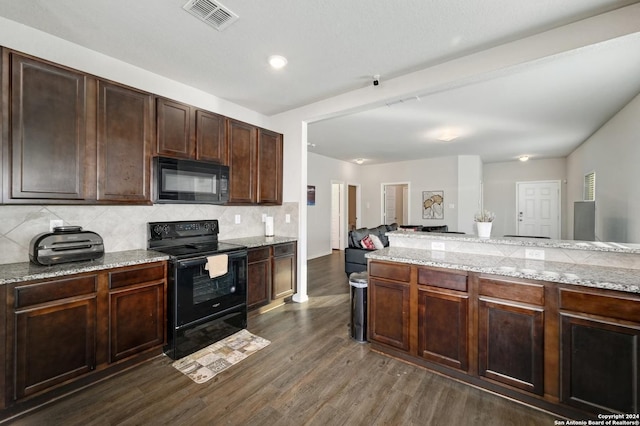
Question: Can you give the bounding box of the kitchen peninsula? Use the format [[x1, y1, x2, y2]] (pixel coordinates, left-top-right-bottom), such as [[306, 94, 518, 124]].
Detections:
[[366, 230, 640, 419]]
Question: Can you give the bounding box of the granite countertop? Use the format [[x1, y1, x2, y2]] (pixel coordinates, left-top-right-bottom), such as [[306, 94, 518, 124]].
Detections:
[[389, 229, 640, 254], [0, 249, 170, 286], [366, 246, 640, 294], [221, 235, 297, 248]]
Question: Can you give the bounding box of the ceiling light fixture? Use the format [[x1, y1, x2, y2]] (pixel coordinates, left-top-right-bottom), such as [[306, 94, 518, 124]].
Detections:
[[519, 155, 530, 162], [436, 129, 459, 142], [354, 158, 365, 165], [268, 55, 288, 69]]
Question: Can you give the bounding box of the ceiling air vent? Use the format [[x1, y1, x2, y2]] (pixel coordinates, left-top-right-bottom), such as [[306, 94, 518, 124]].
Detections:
[[183, 0, 239, 31]]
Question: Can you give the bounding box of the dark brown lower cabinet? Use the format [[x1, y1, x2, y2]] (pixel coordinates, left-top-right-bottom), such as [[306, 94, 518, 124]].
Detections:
[[5, 262, 166, 409], [478, 297, 544, 395], [272, 243, 296, 299], [15, 296, 97, 399], [559, 288, 640, 414], [369, 277, 410, 351], [247, 242, 297, 312], [248, 247, 271, 309], [108, 263, 166, 362], [418, 288, 468, 371], [560, 314, 639, 414], [367, 261, 640, 418]]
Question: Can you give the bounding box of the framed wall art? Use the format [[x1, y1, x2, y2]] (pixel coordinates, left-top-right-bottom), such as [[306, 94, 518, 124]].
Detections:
[[422, 190, 444, 219]]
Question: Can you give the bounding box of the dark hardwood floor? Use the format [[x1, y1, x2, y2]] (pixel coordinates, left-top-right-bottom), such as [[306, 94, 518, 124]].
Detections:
[[6, 251, 559, 425]]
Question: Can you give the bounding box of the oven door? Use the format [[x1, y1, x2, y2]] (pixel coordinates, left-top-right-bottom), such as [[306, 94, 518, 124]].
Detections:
[[174, 250, 247, 327]]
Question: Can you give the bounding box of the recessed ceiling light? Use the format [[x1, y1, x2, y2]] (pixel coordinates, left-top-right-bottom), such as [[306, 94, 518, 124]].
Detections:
[[354, 158, 365, 165], [519, 155, 530, 162], [436, 129, 459, 142], [268, 55, 288, 69]]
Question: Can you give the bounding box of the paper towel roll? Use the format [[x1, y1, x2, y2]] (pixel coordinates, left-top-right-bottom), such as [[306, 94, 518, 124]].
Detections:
[[265, 216, 274, 237]]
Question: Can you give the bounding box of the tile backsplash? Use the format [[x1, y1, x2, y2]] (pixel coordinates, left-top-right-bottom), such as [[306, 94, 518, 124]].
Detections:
[[0, 203, 299, 265]]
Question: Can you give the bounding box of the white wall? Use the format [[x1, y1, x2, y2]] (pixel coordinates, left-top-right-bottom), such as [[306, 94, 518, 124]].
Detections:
[[306, 153, 360, 259], [566, 92, 640, 243], [458, 156, 483, 235], [484, 158, 567, 239]]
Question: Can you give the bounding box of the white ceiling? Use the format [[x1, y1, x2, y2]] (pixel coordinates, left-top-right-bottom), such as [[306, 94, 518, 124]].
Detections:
[[1, 0, 640, 164]]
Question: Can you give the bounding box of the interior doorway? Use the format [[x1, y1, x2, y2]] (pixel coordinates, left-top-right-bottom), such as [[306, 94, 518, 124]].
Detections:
[[382, 183, 409, 225], [516, 180, 561, 239], [331, 183, 342, 250], [348, 185, 358, 231]]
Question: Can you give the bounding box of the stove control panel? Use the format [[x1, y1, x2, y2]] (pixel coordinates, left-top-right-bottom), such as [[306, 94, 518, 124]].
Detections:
[[148, 220, 219, 241]]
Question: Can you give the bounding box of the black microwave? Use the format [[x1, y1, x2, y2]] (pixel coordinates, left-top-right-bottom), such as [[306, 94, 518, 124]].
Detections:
[[154, 157, 229, 204]]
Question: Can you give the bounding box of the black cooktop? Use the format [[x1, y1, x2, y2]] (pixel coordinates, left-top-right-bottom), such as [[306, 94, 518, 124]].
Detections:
[[147, 220, 246, 259]]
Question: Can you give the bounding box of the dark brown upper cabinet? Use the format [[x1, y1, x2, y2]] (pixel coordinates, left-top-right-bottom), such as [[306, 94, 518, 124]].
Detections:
[[6, 52, 89, 201], [257, 128, 283, 205], [226, 118, 256, 204], [226, 118, 283, 205], [2, 49, 154, 205], [155, 97, 226, 164], [97, 81, 153, 203]]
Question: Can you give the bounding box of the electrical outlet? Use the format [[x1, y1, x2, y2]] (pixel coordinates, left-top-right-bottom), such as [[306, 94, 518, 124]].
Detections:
[[525, 249, 545, 261], [285, 214, 291, 223], [49, 219, 63, 232], [431, 241, 446, 251], [234, 214, 241, 224], [262, 214, 267, 223]]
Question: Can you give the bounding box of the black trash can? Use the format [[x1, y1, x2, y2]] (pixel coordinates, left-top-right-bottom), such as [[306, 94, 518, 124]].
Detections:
[[349, 272, 368, 342]]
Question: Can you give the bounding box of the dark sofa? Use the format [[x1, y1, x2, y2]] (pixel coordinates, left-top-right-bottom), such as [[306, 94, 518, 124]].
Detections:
[[345, 223, 398, 276]]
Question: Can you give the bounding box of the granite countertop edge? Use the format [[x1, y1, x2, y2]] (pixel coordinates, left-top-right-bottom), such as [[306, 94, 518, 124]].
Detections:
[[0, 249, 170, 285], [221, 235, 297, 248], [388, 230, 640, 254], [366, 247, 640, 294]]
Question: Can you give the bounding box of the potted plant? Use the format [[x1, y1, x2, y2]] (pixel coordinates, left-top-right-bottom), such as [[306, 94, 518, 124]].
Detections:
[[474, 210, 495, 238]]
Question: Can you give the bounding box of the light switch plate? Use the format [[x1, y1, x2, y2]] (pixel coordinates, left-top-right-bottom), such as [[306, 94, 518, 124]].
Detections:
[[234, 214, 241, 224], [285, 214, 291, 223]]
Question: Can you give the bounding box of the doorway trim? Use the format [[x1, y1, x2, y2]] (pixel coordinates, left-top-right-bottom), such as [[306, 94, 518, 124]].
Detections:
[[381, 182, 411, 225]]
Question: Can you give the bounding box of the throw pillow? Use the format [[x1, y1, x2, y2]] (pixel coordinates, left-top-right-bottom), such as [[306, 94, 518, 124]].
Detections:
[[360, 235, 375, 249], [369, 234, 384, 249]]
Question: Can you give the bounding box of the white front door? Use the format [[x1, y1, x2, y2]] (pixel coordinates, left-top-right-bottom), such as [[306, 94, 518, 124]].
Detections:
[[516, 181, 560, 239]]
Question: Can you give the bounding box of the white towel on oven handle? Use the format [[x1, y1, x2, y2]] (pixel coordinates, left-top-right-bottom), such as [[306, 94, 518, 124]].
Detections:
[[204, 254, 228, 278]]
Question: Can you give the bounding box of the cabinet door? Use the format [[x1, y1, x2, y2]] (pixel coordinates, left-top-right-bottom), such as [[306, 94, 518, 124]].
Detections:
[[256, 128, 282, 205], [478, 297, 544, 395], [14, 297, 97, 399], [560, 314, 639, 414], [108, 263, 166, 362], [272, 244, 296, 299], [156, 98, 194, 158], [227, 119, 256, 203], [418, 288, 468, 371], [369, 278, 410, 351], [109, 283, 165, 362], [248, 259, 271, 309], [9, 53, 87, 200], [196, 110, 226, 163], [97, 81, 153, 203]]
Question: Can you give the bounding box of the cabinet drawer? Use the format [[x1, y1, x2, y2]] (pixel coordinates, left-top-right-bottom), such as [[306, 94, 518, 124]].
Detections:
[[273, 242, 295, 257], [109, 263, 165, 290], [418, 268, 467, 292], [369, 261, 411, 283], [479, 276, 544, 306], [15, 275, 97, 308], [560, 288, 640, 323], [248, 247, 271, 263]]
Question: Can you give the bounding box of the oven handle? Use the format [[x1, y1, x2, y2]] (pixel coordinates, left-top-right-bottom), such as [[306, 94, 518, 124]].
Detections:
[[177, 250, 247, 269]]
